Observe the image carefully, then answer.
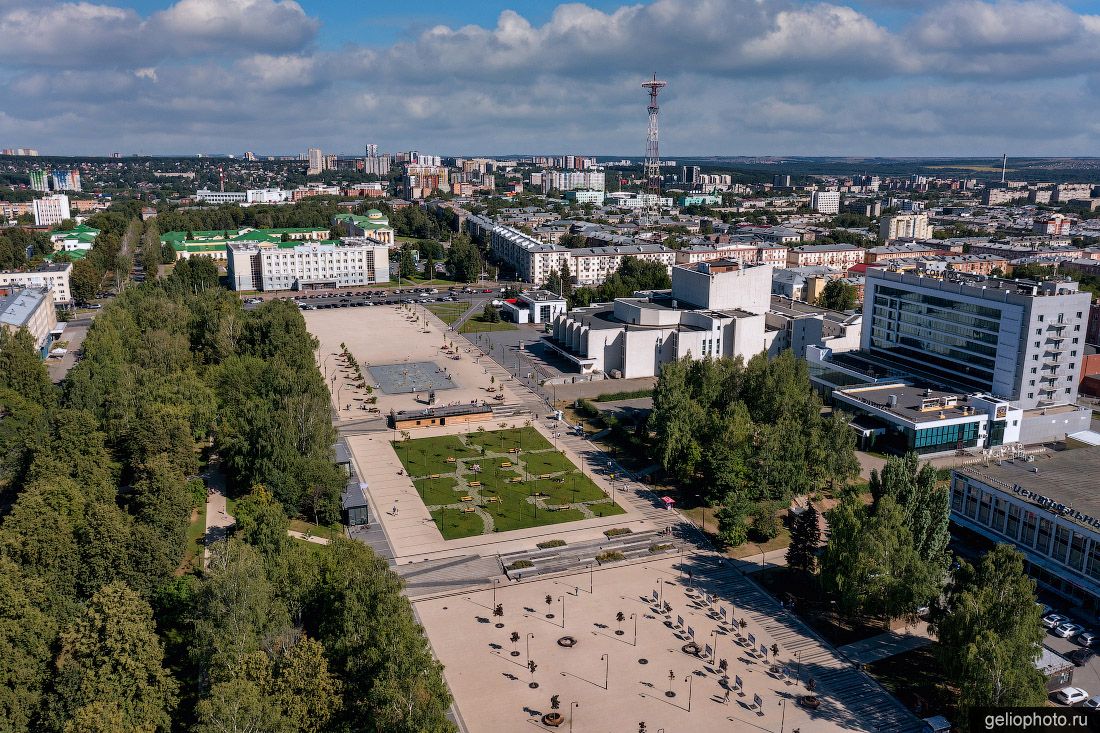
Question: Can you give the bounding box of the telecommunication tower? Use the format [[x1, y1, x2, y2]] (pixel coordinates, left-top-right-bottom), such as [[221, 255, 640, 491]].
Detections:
[[641, 73, 667, 225]]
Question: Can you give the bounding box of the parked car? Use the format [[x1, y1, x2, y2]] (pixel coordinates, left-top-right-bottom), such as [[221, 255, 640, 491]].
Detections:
[[1067, 648, 1095, 667], [1084, 696, 1100, 710], [1055, 622, 1085, 639], [1079, 631, 1099, 647], [1054, 687, 1090, 705], [1043, 613, 1067, 629]]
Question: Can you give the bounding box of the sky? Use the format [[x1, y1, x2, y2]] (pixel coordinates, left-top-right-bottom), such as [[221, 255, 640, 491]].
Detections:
[[1, 0, 1099, 157]]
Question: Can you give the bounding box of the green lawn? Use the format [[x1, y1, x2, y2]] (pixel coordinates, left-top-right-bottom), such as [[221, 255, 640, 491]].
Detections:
[[391, 426, 626, 539], [484, 490, 587, 532], [180, 501, 208, 573], [522, 450, 576, 477], [431, 506, 486, 540], [538, 472, 607, 504], [392, 434, 481, 477], [465, 426, 552, 454], [588, 501, 626, 518], [414, 475, 461, 505], [459, 317, 517, 334], [425, 302, 469, 325]]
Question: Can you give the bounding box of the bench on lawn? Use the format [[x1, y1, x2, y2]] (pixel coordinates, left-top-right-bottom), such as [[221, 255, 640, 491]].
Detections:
[[508, 448, 520, 454], [446, 457, 456, 463], [462, 507, 476, 514], [500, 461, 513, 468], [485, 496, 500, 503], [468, 481, 482, 487], [460, 496, 474, 502]]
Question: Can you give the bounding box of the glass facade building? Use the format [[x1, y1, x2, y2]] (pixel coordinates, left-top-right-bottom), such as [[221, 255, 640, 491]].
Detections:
[[868, 284, 1003, 392]]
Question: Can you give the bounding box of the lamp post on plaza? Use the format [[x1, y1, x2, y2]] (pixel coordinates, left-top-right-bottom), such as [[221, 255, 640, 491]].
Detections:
[[569, 702, 579, 733], [526, 633, 534, 665], [558, 595, 566, 629], [601, 654, 609, 690], [630, 613, 638, 646], [684, 674, 693, 712]]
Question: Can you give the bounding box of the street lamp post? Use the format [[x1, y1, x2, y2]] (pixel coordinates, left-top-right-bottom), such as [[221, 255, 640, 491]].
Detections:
[[658, 578, 664, 610], [492, 577, 501, 609], [602, 653, 609, 690], [710, 630, 719, 665], [558, 595, 566, 629], [569, 702, 579, 733], [630, 613, 638, 646], [526, 633, 534, 665], [684, 674, 693, 712]]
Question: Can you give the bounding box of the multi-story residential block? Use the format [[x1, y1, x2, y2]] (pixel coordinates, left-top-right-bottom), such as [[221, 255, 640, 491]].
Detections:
[[307, 147, 324, 175], [1034, 214, 1071, 236], [28, 169, 49, 192], [1051, 183, 1094, 203], [226, 237, 389, 291], [33, 194, 70, 226], [0, 286, 57, 354], [879, 213, 932, 241], [542, 170, 605, 192], [468, 215, 673, 286], [563, 190, 605, 205], [246, 189, 291, 204], [0, 262, 72, 305], [51, 169, 81, 192], [810, 190, 841, 215], [786, 243, 864, 269], [862, 268, 1091, 409], [865, 241, 942, 263]]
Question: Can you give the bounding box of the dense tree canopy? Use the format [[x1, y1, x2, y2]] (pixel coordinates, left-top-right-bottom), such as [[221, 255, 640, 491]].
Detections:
[[932, 545, 1048, 722]]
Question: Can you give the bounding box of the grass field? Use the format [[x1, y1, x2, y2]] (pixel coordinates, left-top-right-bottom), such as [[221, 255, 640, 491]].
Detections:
[[180, 501, 208, 573], [459, 317, 517, 334], [414, 475, 461, 505], [425, 302, 469, 325], [430, 506, 486, 540], [392, 434, 481, 476], [394, 427, 624, 539]]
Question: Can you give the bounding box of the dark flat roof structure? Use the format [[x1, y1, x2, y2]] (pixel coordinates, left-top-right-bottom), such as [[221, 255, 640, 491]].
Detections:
[[956, 446, 1100, 524], [834, 383, 980, 424]]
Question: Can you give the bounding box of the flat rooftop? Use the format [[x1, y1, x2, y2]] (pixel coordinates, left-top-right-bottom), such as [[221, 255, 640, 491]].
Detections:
[[956, 446, 1100, 524], [834, 382, 980, 424]]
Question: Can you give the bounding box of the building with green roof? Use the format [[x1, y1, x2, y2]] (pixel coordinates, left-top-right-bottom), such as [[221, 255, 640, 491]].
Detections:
[[49, 223, 100, 253], [331, 211, 395, 246]]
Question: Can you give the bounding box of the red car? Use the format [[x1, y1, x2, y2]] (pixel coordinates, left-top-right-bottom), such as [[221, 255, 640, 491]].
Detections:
[[481, 288, 493, 293]]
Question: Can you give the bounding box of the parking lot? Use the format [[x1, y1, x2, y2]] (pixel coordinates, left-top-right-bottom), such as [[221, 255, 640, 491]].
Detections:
[[243, 284, 502, 311]]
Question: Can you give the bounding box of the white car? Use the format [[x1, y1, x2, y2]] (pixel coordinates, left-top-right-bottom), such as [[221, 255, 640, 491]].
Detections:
[[1043, 613, 1067, 629], [1084, 696, 1100, 709], [1080, 631, 1099, 647], [1054, 687, 1090, 705], [1055, 622, 1085, 639]]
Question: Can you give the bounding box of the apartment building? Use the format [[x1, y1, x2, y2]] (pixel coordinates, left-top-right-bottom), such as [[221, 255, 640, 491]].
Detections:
[[879, 213, 932, 242], [786, 243, 864, 269], [0, 262, 73, 305], [33, 194, 70, 226]]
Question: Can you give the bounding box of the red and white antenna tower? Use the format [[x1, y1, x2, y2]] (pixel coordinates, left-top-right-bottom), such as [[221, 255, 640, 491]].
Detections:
[[218, 166, 225, 192], [642, 72, 668, 226]]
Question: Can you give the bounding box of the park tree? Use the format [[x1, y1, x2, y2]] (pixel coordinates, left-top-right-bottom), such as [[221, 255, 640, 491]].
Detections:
[[932, 545, 1047, 717], [0, 558, 57, 732], [46, 582, 177, 733], [482, 303, 501, 323], [870, 453, 950, 567], [445, 233, 481, 282], [816, 279, 858, 311], [398, 246, 417, 279], [817, 410, 860, 492], [316, 539, 455, 733], [785, 504, 820, 573], [750, 505, 780, 541], [0, 327, 55, 406], [715, 492, 749, 548]]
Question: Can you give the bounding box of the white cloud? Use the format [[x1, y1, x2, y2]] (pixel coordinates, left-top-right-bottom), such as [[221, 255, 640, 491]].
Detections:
[[1, 0, 1099, 155]]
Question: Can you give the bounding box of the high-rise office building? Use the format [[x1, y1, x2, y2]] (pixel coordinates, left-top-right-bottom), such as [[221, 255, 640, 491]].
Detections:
[[682, 165, 700, 184], [773, 174, 792, 188], [862, 269, 1091, 409], [365, 143, 378, 158], [307, 147, 324, 175]]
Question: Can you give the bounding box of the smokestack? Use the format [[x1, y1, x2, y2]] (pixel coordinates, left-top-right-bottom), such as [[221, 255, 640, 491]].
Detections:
[[1001, 154, 1007, 184]]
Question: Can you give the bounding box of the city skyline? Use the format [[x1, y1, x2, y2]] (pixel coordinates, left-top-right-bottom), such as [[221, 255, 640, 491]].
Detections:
[[1, 0, 1099, 156]]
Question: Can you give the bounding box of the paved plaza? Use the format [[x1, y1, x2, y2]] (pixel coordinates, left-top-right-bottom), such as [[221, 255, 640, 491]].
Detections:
[[368, 360, 456, 395], [305, 303, 923, 733], [416, 554, 919, 733]]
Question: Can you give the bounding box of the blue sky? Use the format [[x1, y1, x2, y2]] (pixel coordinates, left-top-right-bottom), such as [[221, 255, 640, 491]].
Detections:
[[1, 0, 1099, 156]]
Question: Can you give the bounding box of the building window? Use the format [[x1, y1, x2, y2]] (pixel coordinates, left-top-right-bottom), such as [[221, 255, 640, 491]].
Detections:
[[1053, 525, 1071, 563], [1069, 532, 1087, 571], [1006, 503, 1021, 539], [1037, 518, 1053, 555], [1022, 511, 1037, 547]]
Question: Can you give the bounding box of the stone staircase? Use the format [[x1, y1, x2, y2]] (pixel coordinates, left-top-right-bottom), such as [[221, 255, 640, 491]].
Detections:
[[397, 554, 504, 598]]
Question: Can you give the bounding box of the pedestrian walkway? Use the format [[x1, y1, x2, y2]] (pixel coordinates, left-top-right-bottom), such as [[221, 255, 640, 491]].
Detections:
[[397, 555, 503, 598], [837, 625, 933, 665], [686, 554, 924, 733]]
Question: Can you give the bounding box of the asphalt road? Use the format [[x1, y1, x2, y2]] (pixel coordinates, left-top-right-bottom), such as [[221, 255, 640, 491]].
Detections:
[[47, 311, 95, 383]]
